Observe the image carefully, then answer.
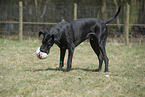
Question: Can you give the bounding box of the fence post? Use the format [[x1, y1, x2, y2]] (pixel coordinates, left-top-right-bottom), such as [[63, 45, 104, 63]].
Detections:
[[124, 3, 130, 45], [19, 1, 23, 42], [74, 3, 77, 20]]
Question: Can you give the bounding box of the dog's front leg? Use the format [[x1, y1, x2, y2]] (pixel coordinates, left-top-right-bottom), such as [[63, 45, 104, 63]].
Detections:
[[59, 48, 66, 70], [66, 46, 75, 72]]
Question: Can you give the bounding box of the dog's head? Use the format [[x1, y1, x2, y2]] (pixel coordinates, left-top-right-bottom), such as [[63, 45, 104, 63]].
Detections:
[[39, 31, 54, 54]]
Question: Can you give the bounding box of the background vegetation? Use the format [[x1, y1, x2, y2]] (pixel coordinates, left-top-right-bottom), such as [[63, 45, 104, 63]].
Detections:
[[1, 0, 145, 24]]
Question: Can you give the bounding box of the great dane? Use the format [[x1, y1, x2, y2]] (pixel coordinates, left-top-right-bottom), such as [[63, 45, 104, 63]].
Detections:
[[39, 6, 121, 72]]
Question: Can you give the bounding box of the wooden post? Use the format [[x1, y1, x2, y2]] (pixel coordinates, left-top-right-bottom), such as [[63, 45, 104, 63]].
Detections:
[[74, 3, 77, 20], [19, 1, 23, 42], [124, 3, 130, 45]]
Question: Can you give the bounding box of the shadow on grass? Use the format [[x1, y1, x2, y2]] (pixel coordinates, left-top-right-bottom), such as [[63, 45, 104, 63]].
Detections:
[[30, 67, 98, 72]]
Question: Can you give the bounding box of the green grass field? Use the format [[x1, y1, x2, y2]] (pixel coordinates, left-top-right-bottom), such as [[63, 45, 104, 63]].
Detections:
[[0, 38, 145, 97]]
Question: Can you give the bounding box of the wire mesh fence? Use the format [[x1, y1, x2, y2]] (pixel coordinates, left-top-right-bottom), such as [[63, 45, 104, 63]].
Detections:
[[0, 3, 145, 44]]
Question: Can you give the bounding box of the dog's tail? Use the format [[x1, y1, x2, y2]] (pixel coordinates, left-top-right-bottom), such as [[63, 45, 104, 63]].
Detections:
[[104, 6, 121, 24]]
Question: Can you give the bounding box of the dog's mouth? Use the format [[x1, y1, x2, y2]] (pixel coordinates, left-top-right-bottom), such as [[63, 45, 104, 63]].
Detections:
[[40, 50, 48, 54], [40, 48, 49, 54]]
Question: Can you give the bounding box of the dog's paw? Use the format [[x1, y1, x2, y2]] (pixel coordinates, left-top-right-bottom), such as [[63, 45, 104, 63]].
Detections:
[[92, 69, 101, 72], [58, 67, 63, 71], [104, 70, 109, 72]]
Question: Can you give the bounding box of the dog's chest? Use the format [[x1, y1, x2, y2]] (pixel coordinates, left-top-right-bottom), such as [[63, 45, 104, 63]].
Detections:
[[56, 39, 69, 49]]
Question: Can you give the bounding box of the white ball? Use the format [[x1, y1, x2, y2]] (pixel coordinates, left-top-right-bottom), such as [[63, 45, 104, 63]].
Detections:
[[36, 47, 48, 59]]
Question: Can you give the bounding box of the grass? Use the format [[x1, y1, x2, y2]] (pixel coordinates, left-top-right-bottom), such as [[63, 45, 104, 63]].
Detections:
[[0, 38, 145, 97]]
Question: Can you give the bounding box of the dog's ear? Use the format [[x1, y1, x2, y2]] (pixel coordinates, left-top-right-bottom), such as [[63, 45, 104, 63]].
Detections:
[[39, 31, 46, 37]]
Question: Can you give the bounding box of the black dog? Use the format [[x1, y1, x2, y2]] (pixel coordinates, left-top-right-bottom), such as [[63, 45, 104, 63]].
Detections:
[[39, 6, 121, 72]]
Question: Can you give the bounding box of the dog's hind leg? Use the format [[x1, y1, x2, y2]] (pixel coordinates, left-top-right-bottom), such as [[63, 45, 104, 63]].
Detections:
[[89, 37, 103, 71], [98, 35, 109, 72], [99, 44, 109, 72]]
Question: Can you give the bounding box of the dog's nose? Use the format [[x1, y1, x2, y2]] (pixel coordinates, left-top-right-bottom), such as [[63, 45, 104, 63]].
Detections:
[[40, 49, 44, 52]]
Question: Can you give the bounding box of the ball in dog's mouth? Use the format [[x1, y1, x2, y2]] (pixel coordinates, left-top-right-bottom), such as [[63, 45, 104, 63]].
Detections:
[[36, 47, 48, 59]]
